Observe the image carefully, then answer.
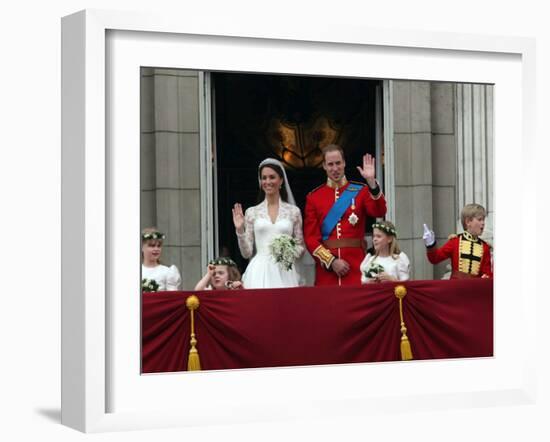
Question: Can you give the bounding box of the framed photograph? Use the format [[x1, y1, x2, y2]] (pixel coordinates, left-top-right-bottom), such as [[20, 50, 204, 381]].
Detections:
[[62, 9, 537, 433]]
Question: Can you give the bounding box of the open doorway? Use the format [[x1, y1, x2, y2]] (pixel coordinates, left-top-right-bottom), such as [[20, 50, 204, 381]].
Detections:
[[212, 72, 383, 273]]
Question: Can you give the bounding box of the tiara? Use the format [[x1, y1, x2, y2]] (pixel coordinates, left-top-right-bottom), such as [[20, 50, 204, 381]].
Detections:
[[209, 257, 237, 267], [372, 223, 397, 236], [258, 158, 284, 170], [141, 231, 166, 241]]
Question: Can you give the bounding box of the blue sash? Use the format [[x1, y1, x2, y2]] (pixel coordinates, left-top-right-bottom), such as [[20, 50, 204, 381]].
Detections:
[[321, 184, 363, 240]]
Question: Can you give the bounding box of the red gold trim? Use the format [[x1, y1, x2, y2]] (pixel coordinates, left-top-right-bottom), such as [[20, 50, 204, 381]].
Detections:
[[369, 180, 383, 200], [326, 176, 348, 189], [313, 245, 335, 269]]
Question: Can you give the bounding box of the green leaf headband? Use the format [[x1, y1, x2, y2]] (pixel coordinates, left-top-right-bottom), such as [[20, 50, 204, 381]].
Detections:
[[372, 223, 397, 237], [209, 257, 237, 267], [142, 231, 166, 241]]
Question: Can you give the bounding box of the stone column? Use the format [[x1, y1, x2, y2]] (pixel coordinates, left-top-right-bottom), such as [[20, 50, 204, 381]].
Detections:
[[431, 83, 458, 278], [456, 84, 494, 247], [392, 80, 434, 280], [140, 68, 202, 289]]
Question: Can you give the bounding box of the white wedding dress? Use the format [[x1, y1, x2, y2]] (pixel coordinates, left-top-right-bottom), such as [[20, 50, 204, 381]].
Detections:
[[237, 199, 305, 289]]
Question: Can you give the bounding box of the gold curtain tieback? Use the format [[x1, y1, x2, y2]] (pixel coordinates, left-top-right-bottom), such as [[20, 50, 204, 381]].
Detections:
[[185, 295, 201, 371], [394, 285, 413, 361]]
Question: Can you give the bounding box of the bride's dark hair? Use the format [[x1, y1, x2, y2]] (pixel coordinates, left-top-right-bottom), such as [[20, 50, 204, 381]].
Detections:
[[257, 163, 288, 203]]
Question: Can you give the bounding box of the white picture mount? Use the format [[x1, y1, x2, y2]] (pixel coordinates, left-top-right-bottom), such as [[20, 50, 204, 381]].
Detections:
[[62, 9, 537, 433]]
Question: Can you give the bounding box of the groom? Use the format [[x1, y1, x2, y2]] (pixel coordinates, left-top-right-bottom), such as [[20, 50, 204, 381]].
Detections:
[[304, 144, 387, 286]]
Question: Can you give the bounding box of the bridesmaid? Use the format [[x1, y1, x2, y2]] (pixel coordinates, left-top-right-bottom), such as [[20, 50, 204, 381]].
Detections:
[[141, 227, 181, 291], [194, 257, 244, 291]]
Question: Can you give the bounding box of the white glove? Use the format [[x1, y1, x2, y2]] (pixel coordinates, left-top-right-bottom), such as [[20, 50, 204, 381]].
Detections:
[[422, 223, 435, 247]]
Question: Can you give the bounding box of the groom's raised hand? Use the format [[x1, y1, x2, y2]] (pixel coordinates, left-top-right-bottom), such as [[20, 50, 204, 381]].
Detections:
[[356, 153, 377, 188]]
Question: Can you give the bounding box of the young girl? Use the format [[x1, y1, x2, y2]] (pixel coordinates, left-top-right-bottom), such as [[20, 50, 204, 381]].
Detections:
[[360, 221, 410, 283], [141, 227, 181, 291], [194, 257, 244, 291]]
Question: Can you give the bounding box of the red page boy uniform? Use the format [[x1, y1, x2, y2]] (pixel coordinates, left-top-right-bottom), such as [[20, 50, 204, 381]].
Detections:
[[304, 177, 387, 286], [426, 231, 493, 278]]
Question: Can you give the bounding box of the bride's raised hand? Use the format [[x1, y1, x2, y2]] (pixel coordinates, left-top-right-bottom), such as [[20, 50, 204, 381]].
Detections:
[[232, 203, 245, 233]]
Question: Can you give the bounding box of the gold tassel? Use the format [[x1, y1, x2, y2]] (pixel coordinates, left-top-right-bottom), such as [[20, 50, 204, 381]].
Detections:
[[185, 295, 201, 371], [400, 336, 413, 361], [394, 285, 413, 361], [187, 340, 201, 371]]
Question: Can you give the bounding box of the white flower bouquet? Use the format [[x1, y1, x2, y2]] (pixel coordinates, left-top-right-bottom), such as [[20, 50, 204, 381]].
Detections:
[[363, 262, 385, 279], [269, 234, 300, 271], [142, 278, 160, 293]]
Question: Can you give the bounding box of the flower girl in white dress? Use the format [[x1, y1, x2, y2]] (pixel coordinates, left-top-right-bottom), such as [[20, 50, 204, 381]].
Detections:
[[232, 159, 305, 289], [360, 220, 410, 284], [194, 257, 244, 291], [141, 228, 181, 292]]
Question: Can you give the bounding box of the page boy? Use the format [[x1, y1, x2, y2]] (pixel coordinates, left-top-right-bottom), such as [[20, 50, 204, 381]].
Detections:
[[422, 203, 493, 279]]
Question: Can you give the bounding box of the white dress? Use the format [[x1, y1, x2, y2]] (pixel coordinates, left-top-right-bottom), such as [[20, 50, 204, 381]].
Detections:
[[141, 264, 181, 291], [237, 199, 305, 289], [359, 252, 410, 284]]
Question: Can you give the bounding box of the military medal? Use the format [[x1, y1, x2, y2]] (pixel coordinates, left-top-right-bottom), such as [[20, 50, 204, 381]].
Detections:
[[348, 198, 359, 226]]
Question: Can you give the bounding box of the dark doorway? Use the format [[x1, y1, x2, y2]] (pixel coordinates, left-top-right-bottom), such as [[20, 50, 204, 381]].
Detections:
[[212, 72, 382, 272]]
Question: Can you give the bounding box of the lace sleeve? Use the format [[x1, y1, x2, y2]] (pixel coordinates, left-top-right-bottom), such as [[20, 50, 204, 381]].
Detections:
[[291, 206, 305, 258], [236, 207, 255, 259]]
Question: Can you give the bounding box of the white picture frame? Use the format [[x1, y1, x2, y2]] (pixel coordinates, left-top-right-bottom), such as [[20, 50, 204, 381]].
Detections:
[[61, 9, 538, 433]]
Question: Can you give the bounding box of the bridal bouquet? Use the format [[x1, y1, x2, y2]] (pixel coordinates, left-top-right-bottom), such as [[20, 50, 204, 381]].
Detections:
[[142, 278, 160, 293], [363, 262, 385, 279], [269, 234, 300, 271]]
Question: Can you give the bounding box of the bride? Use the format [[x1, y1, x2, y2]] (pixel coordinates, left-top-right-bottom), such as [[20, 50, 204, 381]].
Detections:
[[232, 158, 305, 289]]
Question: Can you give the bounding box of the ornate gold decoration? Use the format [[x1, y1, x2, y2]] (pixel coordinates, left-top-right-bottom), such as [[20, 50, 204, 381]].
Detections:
[[348, 198, 358, 226], [271, 116, 340, 169], [458, 235, 483, 275], [394, 285, 413, 361], [312, 245, 335, 269], [185, 295, 201, 371], [327, 176, 348, 189]]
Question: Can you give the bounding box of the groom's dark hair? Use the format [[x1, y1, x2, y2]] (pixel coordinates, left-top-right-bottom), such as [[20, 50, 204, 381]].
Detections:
[[257, 163, 288, 203], [322, 144, 345, 162]]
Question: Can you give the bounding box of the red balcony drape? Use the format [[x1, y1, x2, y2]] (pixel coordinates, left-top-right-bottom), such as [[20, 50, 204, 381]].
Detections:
[[142, 279, 493, 373]]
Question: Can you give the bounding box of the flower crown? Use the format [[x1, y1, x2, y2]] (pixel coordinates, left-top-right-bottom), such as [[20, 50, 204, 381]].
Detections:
[[141, 231, 166, 241], [209, 257, 237, 267], [372, 223, 397, 236]]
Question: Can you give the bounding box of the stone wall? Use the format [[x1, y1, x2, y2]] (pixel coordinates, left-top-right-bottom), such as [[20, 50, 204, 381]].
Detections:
[[431, 83, 459, 278], [140, 68, 202, 290], [392, 81, 435, 280], [391, 81, 493, 280]]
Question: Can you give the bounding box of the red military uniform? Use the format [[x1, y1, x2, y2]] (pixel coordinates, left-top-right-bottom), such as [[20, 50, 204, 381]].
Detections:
[[304, 177, 387, 286], [426, 232, 493, 278]]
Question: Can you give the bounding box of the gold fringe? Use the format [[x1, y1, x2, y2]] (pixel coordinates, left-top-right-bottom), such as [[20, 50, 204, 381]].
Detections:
[[185, 295, 201, 371], [394, 285, 413, 361], [187, 340, 201, 371], [400, 336, 413, 361]]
